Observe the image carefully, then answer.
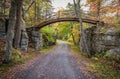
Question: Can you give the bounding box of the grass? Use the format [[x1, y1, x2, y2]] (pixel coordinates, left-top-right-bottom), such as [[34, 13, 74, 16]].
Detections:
[[91, 55, 120, 79], [70, 43, 120, 79], [40, 45, 55, 54], [70, 43, 80, 52]]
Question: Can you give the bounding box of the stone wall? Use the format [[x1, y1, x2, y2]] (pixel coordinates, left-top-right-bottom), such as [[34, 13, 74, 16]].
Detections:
[[0, 18, 29, 52], [28, 29, 43, 50], [20, 19, 29, 52], [80, 26, 120, 55], [20, 30, 28, 52], [79, 27, 94, 54], [0, 17, 43, 51]]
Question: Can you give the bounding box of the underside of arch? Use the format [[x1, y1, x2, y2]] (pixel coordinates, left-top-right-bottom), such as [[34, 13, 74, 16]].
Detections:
[[27, 17, 104, 30]]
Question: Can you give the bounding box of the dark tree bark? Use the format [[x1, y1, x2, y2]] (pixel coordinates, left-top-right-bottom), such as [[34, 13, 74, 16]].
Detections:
[[96, 1, 101, 32], [117, 0, 120, 23], [25, 1, 35, 14], [3, 0, 6, 14], [35, 0, 37, 21], [14, 0, 23, 48], [5, 0, 16, 62], [73, 0, 78, 16], [70, 22, 76, 45], [73, 0, 91, 57]]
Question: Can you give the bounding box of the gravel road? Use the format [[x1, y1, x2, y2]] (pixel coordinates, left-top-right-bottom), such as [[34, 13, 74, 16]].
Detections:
[[12, 41, 88, 79]]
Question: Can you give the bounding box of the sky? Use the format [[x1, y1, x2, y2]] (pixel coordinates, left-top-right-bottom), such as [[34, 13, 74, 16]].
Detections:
[[52, 0, 89, 12], [52, 0, 73, 11]]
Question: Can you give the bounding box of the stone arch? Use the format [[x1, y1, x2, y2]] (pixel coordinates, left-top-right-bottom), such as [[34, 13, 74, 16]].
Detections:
[[27, 17, 104, 30], [26, 17, 104, 50]]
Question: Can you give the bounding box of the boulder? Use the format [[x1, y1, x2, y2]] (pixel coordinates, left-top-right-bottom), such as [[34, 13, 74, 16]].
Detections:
[[104, 29, 120, 49], [80, 27, 120, 54], [108, 48, 120, 56], [20, 19, 28, 52]]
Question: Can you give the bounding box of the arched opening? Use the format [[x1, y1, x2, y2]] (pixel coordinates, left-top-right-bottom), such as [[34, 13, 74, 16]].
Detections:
[[26, 18, 99, 51]]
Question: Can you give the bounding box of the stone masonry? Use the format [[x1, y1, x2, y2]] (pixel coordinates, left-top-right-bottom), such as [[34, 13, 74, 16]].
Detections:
[[30, 30, 43, 50], [80, 26, 120, 56]]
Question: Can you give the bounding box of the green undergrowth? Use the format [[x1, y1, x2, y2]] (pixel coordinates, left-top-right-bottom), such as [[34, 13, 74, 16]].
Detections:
[[40, 45, 56, 54], [70, 44, 80, 52], [90, 53, 120, 79], [0, 45, 56, 78], [0, 48, 39, 77], [70, 44, 120, 79]]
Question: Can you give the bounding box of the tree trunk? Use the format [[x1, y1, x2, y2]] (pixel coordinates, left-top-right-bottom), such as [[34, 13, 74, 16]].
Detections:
[[3, 0, 6, 15], [70, 22, 76, 45], [35, 0, 37, 21], [117, 0, 120, 23], [74, 0, 91, 57], [73, 0, 78, 16], [96, 1, 101, 32], [14, 0, 23, 48], [5, 0, 16, 62]]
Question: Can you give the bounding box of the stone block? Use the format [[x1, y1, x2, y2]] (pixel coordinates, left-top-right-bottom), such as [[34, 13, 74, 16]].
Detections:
[[108, 48, 120, 56]]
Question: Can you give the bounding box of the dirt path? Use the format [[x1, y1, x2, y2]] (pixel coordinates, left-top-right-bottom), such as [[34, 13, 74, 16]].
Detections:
[[8, 41, 89, 79]]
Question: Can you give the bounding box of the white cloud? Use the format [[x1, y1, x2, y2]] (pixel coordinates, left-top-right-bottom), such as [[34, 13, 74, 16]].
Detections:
[[52, 0, 89, 12]]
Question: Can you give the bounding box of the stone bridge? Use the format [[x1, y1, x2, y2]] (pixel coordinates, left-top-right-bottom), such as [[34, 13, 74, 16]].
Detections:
[[0, 11, 119, 56], [27, 10, 104, 30], [0, 10, 105, 53], [26, 10, 104, 51], [27, 17, 103, 30]]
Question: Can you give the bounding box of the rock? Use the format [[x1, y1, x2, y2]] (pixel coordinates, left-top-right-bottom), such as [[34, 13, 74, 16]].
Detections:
[[32, 31, 40, 37], [108, 48, 120, 56], [80, 27, 120, 54], [31, 30, 43, 50], [105, 29, 117, 35], [20, 18, 28, 52], [104, 29, 120, 47], [21, 18, 27, 31]]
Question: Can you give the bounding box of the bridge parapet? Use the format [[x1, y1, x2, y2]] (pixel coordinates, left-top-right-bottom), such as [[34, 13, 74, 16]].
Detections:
[[33, 10, 97, 26]]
